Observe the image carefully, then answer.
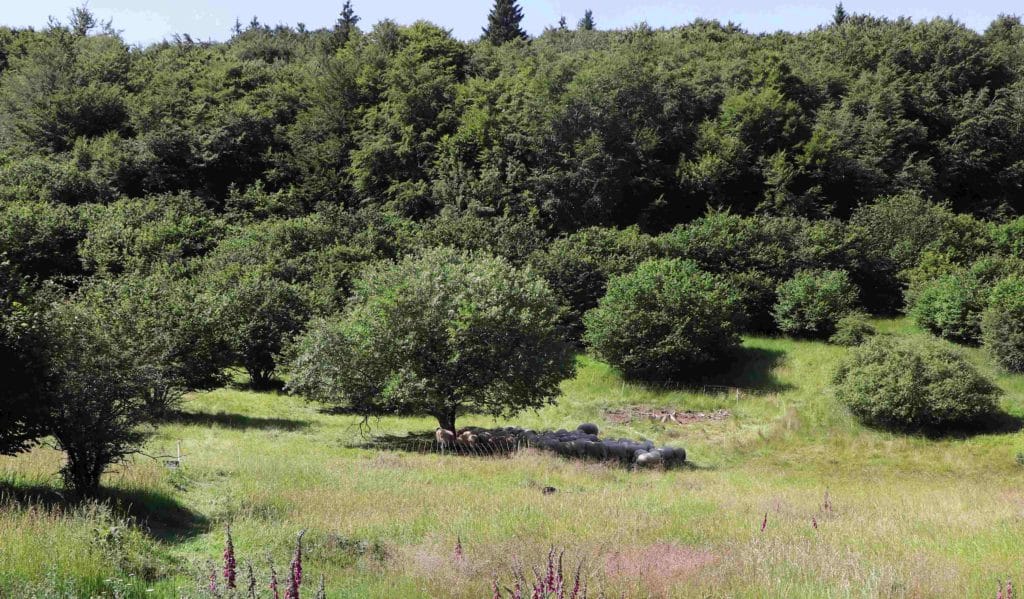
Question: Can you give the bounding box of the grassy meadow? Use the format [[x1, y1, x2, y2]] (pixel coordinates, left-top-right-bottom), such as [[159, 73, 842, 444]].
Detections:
[[2, 317, 1023, 597]]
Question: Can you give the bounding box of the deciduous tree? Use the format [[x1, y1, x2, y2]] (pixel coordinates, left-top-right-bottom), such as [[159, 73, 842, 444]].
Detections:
[[286, 248, 575, 432]]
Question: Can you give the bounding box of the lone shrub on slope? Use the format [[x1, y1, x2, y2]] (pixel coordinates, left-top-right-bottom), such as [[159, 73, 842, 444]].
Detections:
[[285, 248, 575, 432], [833, 336, 1001, 431], [584, 258, 744, 381]]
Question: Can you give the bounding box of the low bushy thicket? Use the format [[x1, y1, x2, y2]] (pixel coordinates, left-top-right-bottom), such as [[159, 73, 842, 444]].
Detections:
[[658, 212, 859, 332], [833, 336, 1001, 431], [829, 312, 876, 346], [847, 194, 992, 313], [908, 254, 1024, 345]]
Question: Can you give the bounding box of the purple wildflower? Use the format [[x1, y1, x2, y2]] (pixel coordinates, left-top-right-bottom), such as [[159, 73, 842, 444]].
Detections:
[[545, 548, 557, 592], [531, 580, 543, 599], [1001, 580, 1014, 599], [286, 530, 306, 599], [761, 512, 768, 532], [286, 571, 297, 599], [223, 527, 237, 589], [555, 551, 564, 598], [569, 562, 582, 599], [269, 562, 280, 599]]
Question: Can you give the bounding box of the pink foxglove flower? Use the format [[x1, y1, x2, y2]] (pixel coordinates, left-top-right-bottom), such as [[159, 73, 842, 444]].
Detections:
[[223, 527, 237, 589]]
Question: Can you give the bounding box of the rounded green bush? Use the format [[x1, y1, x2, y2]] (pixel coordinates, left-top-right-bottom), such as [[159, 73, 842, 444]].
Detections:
[[829, 312, 876, 346], [583, 258, 744, 381], [773, 269, 859, 338], [833, 336, 1001, 431], [981, 274, 1024, 372], [529, 226, 658, 343], [909, 271, 984, 344]]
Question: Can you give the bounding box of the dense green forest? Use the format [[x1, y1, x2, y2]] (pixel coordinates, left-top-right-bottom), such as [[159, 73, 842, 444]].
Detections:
[[4, 5, 1024, 225], [4, 2, 1024, 496]]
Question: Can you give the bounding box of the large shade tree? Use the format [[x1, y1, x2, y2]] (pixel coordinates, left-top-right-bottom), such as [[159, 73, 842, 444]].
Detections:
[[286, 247, 575, 432]]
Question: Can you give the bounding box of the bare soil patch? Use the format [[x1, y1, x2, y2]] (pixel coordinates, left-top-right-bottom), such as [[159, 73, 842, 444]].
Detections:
[[604, 406, 731, 426]]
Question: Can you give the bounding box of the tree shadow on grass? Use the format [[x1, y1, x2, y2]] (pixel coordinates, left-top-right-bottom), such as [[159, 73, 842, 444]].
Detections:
[[353, 431, 697, 472], [917, 410, 1024, 439], [167, 410, 310, 431], [230, 378, 287, 393], [0, 480, 209, 542], [698, 346, 793, 393], [622, 346, 793, 395], [352, 431, 523, 456]]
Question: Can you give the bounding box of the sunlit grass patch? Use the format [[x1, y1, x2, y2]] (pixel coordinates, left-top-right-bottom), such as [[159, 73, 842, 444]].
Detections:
[[1, 319, 1023, 596]]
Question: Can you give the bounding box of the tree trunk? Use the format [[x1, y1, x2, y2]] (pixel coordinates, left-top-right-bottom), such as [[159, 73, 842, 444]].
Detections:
[[435, 411, 457, 433], [62, 449, 103, 497], [247, 367, 275, 390]]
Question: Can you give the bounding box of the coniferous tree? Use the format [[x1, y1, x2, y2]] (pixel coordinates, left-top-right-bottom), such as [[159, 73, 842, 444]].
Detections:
[[482, 0, 527, 45], [558, 16, 568, 31], [833, 3, 848, 25], [578, 9, 595, 31], [335, 1, 360, 46]]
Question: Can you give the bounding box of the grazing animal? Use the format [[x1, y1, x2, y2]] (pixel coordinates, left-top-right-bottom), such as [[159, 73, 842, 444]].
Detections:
[[435, 428, 456, 445]]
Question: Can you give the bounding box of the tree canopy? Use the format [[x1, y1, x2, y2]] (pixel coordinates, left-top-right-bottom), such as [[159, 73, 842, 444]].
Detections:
[[285, 248, 576, 431]]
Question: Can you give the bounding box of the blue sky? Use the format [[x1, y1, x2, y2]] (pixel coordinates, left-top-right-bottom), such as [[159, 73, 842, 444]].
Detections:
[[2, 1, 1014, 46]]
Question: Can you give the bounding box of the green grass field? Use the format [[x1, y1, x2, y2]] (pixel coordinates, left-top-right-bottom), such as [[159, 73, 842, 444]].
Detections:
[[2, 318, 1023, 597]]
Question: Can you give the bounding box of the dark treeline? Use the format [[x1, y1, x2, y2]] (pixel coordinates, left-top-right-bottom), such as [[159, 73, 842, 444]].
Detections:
[[4, 3, 1024, 495]]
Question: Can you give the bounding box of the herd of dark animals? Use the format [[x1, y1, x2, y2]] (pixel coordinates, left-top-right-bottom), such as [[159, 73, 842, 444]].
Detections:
[[433, 423, 687, 468]]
